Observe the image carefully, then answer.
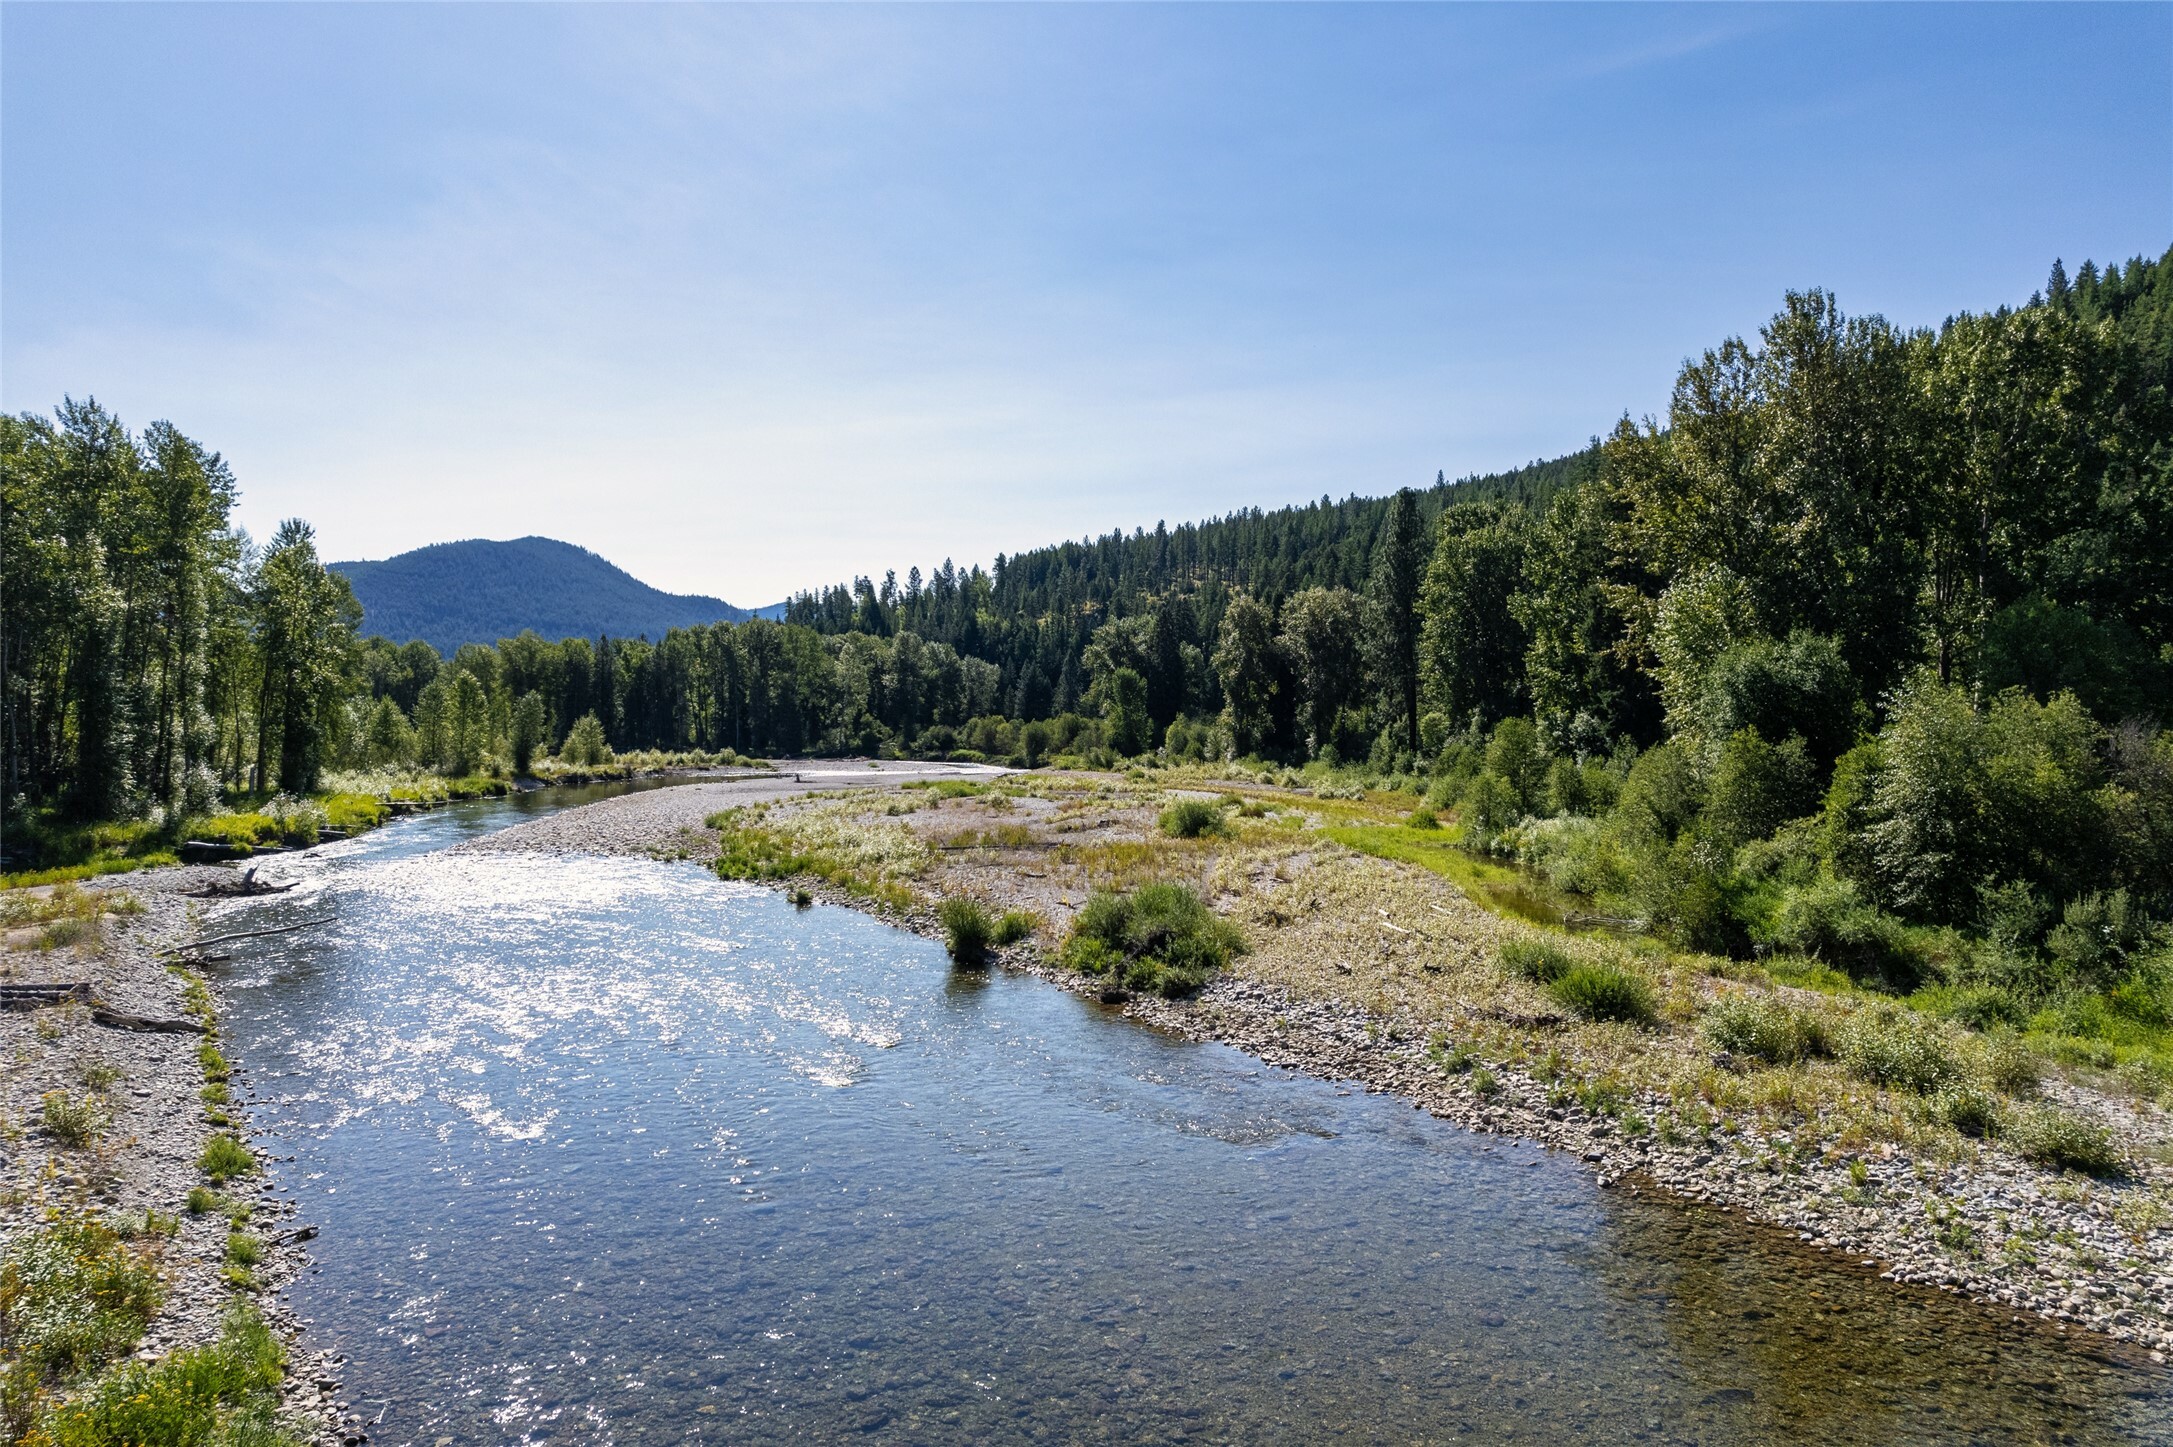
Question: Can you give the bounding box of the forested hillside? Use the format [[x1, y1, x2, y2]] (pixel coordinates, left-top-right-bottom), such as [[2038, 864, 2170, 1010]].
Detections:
[[331, 536, 771, 655], [8, 249, 2169, 988]]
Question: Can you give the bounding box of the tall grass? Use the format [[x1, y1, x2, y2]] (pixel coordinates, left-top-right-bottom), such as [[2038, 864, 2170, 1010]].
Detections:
[[1061, 883, 1246, 997], [938, 898, 994, 966]]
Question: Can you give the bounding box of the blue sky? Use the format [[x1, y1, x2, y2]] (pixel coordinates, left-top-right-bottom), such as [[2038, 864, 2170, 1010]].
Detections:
[[5, 4, 2167, 604]]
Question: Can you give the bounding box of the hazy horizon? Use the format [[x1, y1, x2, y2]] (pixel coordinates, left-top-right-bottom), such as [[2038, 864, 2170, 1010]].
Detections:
[[5, 3, 2166, 601]]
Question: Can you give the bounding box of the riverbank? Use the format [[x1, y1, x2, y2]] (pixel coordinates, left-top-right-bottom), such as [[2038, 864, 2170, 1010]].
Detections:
[[0, 866, 347, 1443], [476, 764, 2173, 1364]]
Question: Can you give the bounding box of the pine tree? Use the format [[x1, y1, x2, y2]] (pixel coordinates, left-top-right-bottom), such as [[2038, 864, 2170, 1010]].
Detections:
[[1367, 487, 1426, 753]]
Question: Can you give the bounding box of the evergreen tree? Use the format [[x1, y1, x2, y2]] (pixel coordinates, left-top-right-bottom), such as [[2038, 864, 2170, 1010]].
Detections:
[[1367, 487, 1426, 753]]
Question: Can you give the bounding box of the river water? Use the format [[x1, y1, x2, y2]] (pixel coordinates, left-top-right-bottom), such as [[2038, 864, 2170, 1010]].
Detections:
[[207, 786, 2171, 1444]]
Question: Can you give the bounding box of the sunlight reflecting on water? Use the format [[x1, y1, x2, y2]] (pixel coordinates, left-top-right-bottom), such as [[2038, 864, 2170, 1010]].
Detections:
[[206, 792, 2172, 1446]]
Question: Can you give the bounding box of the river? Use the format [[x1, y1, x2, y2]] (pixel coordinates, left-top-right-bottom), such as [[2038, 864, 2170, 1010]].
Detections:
[[204, 785, 2171, 1444]]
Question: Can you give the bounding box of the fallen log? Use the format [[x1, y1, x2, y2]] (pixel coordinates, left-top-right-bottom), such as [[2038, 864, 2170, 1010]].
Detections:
[[91, 1006, 205, 1034], [183, 865, 299, 899], [0, 982, 92, 1010], [166, 915, 334, 956]]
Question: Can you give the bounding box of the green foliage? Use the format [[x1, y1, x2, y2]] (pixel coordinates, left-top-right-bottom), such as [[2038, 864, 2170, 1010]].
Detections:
[[1498, 937, 1574, 985], [509, 691, 549, 776], [1701, 729, 1818, 855], [40, 1092, 105, 1149], [1834, 1008, 1961, 1093], [992, 910, 1040, 946], [32, 1304, 300, 1447], [198, 1135, 256, 1185], [1702, 993, 1828, 1064], [1157, 798, 1228, 839], [937, 897, 994, 966], [2005, 1105, 2125, 1177], [1546, 960, 1658, 1025], [1061, 883, 1246, 997], [560, 712, 613, 767]]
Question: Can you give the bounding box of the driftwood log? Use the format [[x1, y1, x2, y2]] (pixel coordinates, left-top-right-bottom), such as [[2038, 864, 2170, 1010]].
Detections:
[[0, 983, 203, 1032], [184, 865, 300, 899], [0, 982, 92, 1010], [166, 915, 334, 958]]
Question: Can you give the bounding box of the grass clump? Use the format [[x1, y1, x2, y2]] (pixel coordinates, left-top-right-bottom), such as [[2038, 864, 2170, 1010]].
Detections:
[[185, 1187, 218, 1215], [992, 910, 1040, 946], [1835, 1007, 1961, 1093], [1158, 798, 1229, 839], [1498, 937, 1575, 985], [1062, 883, 1246, 997], [198, 1135, 256, 1185], [40, 1091, 106, 1148], [1547, 961, 1658, 1026], [31, 1304, 303, 1447], [1702, 993, 1827, 1064], [2007, 1105, 2125, 1177], [938, 897, 994, 966]]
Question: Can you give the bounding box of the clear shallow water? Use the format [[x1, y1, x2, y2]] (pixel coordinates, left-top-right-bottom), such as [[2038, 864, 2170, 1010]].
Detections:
[[209, 790, 2172, 1445]]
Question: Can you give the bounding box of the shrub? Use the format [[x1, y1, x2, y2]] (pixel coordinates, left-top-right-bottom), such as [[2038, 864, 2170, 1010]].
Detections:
[[1834, 1008, 1960, 1093], [1930, 1084, 2001, 1137], [41, 1091, 106, 1148], [993, 910, 1040, 946], [0, 1209, 167, 1437], [320, 792, 387, 834], [186, 1187, 218, 1215], [33, 1304, 294, 1447], [1548, 961, 1658, 1026], [1755, 876, 1923, 987], [1702, 993, 1827, 1064], [1981, 1033, 2041, 1097], [2007, 1105, 2124, 1177], [1922, 983, 2029, 1032], [937, 897, 994, 966], [1498, 937, 1574, 985], [1407, 804, 1440, 830], [1061, 883, 1245, 997], [1158, 798, 1228, 839], [1459, 770, 1523, 852], [226, 1232, 263, 1267], [199, 1134, 257, 1184]]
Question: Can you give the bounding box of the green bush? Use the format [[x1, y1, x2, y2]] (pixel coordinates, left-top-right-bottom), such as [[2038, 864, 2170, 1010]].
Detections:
[[186, 1187, 218, 1215], [2006, 1105, 2125, 1177], [1498, 937, 1574, 985], [40, 1091, 106, 1148], [993, 910, 1039, 946], [1981, 1033, 2042, 1097], [1702, 728, 1820, 855], [1930, 1084, 2001, 1137], [1547, 961, 1657, 1026], [937, 897, 994, 966], [1834, 1008, 1960, 1093], [1754, 875, 1923, 987], [1702, 993, 1827, 1064], [1158, 798, 1228, 839], [34, 1304, 298, 1447], [1061, 883, 1245, 997], [0, 1209, 165, 1391], [320, 792, 386, 833], [199, 1134, 257, 1184]]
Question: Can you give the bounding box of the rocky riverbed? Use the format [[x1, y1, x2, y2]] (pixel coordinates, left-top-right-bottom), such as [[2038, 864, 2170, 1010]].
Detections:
[[1, 867, 347, 1444]]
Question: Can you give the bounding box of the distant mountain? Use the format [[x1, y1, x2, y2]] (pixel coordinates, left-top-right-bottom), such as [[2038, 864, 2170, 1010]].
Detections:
[[329, 536, 784, 656]]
